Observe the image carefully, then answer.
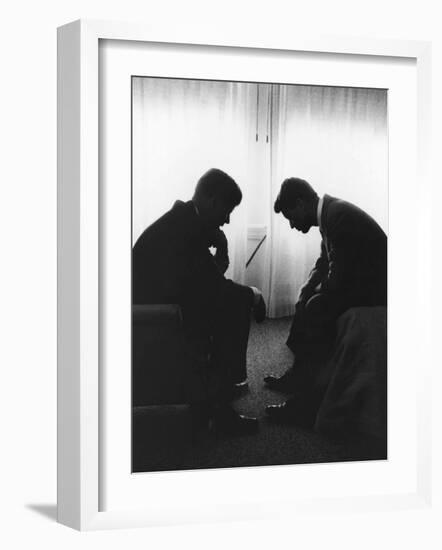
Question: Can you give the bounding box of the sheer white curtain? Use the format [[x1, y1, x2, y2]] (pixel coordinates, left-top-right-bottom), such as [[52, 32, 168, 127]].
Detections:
[[132, 77, 257, 284], [265, 85, 388, 317]]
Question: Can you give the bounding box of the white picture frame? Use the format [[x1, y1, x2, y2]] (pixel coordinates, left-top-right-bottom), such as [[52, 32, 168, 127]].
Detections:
[[57, 19, 433, 531]]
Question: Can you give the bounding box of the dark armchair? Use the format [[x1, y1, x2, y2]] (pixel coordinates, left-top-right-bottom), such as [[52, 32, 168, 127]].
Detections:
[[132, 304, 208, 471]]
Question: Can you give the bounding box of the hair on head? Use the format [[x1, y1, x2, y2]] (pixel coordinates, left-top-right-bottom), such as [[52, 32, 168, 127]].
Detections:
[[193, 168, 242, 206], [274, 177, 318, 213]]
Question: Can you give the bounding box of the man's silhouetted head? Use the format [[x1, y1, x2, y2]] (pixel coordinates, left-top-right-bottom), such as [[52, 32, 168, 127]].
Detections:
[[193, 168, 242, 230], [274, 177, 319, 233]]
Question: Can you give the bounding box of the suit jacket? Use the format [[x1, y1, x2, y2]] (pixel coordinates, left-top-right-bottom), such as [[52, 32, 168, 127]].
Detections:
[[133, 200, 253, 331], [303, 194, 387, 308]]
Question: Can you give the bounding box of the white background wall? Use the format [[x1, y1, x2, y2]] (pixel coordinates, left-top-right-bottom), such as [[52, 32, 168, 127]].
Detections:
[[1, 1, 441, 547]]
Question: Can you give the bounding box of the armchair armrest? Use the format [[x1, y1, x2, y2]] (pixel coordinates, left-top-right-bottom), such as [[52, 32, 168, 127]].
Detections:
[[133, 303, 206, 406]]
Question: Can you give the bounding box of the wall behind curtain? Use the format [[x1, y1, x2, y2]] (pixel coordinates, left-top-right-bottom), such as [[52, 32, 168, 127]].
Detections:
[[265, 85, 388, 317], [132, 77, 257, 284]]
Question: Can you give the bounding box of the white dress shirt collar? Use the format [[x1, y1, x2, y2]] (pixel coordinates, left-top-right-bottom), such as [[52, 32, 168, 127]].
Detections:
[[317, 196, 324, 232]]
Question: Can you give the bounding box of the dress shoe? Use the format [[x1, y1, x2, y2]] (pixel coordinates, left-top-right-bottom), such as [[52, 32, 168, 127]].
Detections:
[[212, 407, 259, 436], [265, 398, 316, 428], [263, 368, 296, 392], [232, 379, 249, 398]]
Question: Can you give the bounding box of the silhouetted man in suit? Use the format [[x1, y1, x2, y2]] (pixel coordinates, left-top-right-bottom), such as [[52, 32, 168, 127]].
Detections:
[[264, 177, 387, 425], [133, 168, 266, 435]]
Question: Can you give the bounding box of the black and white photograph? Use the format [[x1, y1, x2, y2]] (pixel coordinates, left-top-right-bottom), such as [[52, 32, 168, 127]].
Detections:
[[4, 0, 437, 541], [131, 76, 388, 473]]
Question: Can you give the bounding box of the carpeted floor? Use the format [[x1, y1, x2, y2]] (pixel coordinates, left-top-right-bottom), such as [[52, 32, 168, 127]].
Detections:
[[148, 317, 386, 473]]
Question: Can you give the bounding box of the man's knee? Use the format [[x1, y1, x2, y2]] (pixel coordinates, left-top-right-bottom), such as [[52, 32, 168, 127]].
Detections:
[[304, 293, 330, 325], [219, 286, 252, 318]]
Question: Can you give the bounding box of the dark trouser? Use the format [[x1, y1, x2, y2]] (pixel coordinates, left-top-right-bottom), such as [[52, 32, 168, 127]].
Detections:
[[182, 284, 252, 406], [210, 289, 252, 387], [286, 293, 348, 407], [286, 293, 345, 362]]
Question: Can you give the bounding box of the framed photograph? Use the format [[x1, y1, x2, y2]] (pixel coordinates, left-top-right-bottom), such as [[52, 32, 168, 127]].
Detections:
[[57, 19, 432, 530]]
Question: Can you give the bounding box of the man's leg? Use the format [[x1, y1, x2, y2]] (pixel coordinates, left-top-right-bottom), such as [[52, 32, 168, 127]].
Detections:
[[180, 287, 258, 435], [207, 287, 259, 434], [263, 300, 310, 392], [211, 292, 251, 386], [265, 293, 338, 426], [264, 293, 338, 392]]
